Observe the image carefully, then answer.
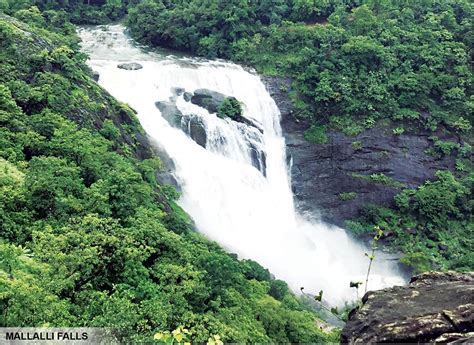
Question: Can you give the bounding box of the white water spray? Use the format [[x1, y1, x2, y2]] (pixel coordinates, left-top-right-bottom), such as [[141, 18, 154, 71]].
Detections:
[[79, 25, 405, 305]]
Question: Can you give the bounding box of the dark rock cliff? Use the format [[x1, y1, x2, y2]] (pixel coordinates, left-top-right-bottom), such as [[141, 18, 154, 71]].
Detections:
[[341, 271, 474, 344], [262, 76, 456, 227]]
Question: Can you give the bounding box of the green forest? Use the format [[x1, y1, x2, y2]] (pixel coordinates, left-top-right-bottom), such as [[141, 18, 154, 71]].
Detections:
[[123, 0, 473, 273], [0, 3, 338, 343], [0, 0, 472, 343]]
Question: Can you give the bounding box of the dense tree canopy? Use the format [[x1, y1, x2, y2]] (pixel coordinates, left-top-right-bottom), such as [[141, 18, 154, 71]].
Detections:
[[126, 0, 473, 137], [0, 10, 338, 343], [0, 0, 472, 339], [123, 0, 473, 273]]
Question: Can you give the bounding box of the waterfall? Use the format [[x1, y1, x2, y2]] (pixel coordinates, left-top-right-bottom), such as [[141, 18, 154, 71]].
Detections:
[[78, 25, 405, 305]]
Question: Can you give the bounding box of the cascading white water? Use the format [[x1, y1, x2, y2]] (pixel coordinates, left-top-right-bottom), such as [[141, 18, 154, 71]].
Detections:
[[79, 25, 405, 305]]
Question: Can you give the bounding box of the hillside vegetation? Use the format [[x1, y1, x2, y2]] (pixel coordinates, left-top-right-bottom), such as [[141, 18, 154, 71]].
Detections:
[[123, 0, 473, 273], [0, 7, 338, 343], [0, 0, 472, 334]]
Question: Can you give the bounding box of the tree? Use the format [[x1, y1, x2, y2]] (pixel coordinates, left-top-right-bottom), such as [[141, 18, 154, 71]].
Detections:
[[24, 156, 84, 219]]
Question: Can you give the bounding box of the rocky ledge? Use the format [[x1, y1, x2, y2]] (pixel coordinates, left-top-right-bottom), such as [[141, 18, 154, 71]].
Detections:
[[341, 271, 474, 344], [262, 76, 456, 226]]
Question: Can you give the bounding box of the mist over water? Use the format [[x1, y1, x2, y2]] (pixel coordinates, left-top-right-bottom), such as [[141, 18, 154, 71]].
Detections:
[[79, 25, 405, 305]]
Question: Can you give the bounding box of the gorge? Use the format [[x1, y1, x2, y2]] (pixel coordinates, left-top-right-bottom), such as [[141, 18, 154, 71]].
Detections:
[[78, 24, 405, 306], [1, 2, 472, 342]]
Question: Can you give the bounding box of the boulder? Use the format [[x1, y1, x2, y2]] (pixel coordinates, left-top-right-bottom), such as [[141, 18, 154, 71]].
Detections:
[[190, 88, 226, 113], [182, 115, 207, 148], [155, 101, 183, 128], [148, 139, 181, 192], [92, 70, 100, 81], [117, 62, 143, 70], [155, 100, 207, 148], [183, 92, 193, 102], [341, 271, 474, 344]]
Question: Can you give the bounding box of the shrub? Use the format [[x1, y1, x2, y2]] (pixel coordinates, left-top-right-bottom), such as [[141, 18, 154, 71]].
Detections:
[[269, 279, 290, 301], [339, 192, 357, 201], [352, 141, 363, 151], [400, 252, 432, 274], [304, 125, 328, 144], [392, 127, 405, 135], [217, 97, 242, 119], [100, 119, 120, 140]]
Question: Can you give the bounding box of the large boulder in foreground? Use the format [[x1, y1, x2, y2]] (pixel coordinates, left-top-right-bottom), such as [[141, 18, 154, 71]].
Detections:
[[341, 272, 474, 344]]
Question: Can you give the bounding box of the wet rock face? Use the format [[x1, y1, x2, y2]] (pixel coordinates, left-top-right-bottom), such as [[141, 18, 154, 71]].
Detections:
[[191, 89, 226, 113], [117, 62, 143, 70], [155, 100, 207, 148], [92, 70, 100, 81], [156, 88, 268, 176], [341, 272, 474, 344], [262, 76, 456, 226], [183, 115, 207, 148], [155, 100, 183, 128]]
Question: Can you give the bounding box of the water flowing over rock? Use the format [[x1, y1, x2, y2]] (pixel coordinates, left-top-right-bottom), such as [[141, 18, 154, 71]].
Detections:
[[341, 272, 474, 344], [182, 115, 207, 148], [157, 89, 267, 174], [117, 62, 143, 70], [187, 89, 264, 133], [79, 24, 405, 306]]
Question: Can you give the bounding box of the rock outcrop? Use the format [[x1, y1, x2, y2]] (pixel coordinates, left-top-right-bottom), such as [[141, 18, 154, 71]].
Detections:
[[155, 99, 207, 148], [341, 271, 474, 344], [92, 70, 100, 81], [117, 62, 143, 70], [156, 88, 267, 175], [189, 89, 264, 133], [155, 100, 183, 128], [182, 115, 207, 148], [191, 88, 226, 113], [262, 76, 456, 226]]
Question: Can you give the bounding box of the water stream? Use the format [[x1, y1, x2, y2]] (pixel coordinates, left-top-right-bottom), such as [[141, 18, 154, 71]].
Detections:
[[78, 24, 405, 305]]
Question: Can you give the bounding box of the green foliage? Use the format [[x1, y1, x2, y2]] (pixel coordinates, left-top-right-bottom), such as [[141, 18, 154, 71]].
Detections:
[[0, 11, 336, 344], [392, 126, 405, 135], [217, 97, 242, 119], [153, 326, 192, 345], [363, 226, 383, 293], [400, 252, 432, 274], [351, 141, 362, 151], [427, 136, 461, 158], [304, 125, 327, 144], [353, 171, 472, 273], [125, 0, 472, 138], [339, 192, 357, 201], [352, 172, 405, 188], [395, 171, 470, 225]]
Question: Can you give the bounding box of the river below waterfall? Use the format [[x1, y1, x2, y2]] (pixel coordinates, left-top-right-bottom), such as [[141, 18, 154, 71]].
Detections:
[[78, 24, 405, 305]]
